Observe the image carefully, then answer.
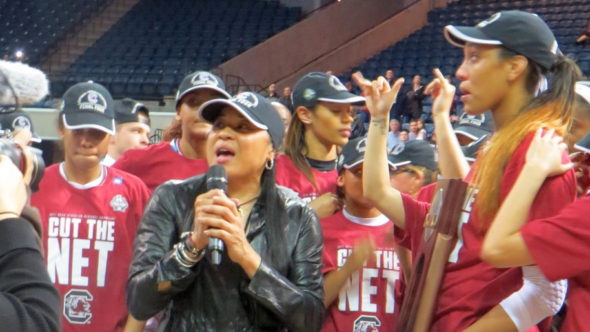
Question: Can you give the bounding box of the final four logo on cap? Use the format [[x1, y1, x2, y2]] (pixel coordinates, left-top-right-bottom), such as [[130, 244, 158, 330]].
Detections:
[[391, 142, 405, 155], [454, 111, 494, 140], [77, 90, 107, 113], [12, 115, 32, 131], [476, 12, 502, 28], [458, 113, 484, 126], [233, 92, 259, 108], [328, 76, 348, 92], [190, 71, 219, 87], [355, 137, 367, 153], [303, 88, 316, 101]]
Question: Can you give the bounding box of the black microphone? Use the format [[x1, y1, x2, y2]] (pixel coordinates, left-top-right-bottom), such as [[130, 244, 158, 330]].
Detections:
[[206, 165, 228, 265]]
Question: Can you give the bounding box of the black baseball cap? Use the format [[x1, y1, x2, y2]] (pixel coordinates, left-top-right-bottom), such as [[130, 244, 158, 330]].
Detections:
[[576, 81, 590, 105], [199, 92, 284, 149], [291, 72, 365, 108], [389, 140, 437, 171], [454, 111, 494, 141], [175, 71, 230, 108], [461, 134, 489, 162], [0, 109, 41, 143], [444, 10, 559, 70], [61, 81, 115, 135], [337, 136, 397, 171], [114, 98, 150, 126]]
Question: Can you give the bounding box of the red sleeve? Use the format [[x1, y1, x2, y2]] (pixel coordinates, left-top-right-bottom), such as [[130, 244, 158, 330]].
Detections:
[[320, 222, 338, 274], [399, 193, 431, 250], [521, 197, 590, 282], [112, 149, 140, 174], [501, 133, 576, 222], [322, 247, 337, 274]]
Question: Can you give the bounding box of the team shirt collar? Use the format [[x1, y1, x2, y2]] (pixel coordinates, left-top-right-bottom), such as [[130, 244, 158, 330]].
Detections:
[[342, 208, 389, 226], [59, 162, 107, 189]]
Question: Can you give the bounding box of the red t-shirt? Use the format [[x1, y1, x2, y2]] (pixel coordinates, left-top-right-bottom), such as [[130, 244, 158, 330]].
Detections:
[[400, 132, 576, 331], [394, 183, 437, 251], [321, 210, 399, 332], [522, 196, 590, 332], [31, 164, 150, 332], [112, 141, 209, 192], [275, 154, 337, 202]]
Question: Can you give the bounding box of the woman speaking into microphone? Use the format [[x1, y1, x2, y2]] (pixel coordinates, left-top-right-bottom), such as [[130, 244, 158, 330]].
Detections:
[[127, 92, 324, 331]]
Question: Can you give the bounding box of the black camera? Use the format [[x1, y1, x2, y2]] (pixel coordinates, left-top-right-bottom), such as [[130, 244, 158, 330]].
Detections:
[[0, 138, 45, 192]]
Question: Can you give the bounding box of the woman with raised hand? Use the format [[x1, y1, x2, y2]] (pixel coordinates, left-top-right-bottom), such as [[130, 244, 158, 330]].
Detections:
[[357, 10, 582, 332], [275, 72, 365, 218], [127, 92, 324, 331]]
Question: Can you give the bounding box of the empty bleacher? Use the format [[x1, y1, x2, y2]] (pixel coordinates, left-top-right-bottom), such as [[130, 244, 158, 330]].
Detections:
[[52, 0, 302, 99], [0, 0, 110, 65], [351, 0, 590, 84]]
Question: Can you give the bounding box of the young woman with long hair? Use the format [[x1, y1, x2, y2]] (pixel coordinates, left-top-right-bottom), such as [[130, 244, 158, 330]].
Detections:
[[275, 72, 365, 218], [481, 84, 590, 332], [113, 71, 230, 191], [357, 10, 582, 331]]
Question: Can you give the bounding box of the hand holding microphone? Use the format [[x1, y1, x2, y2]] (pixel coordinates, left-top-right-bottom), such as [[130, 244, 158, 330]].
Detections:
[[193, 165, 258, 268]]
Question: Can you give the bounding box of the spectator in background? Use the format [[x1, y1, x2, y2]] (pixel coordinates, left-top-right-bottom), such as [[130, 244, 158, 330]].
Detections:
[[403, 75, 426, 123], [387, 118, 401, 151], [576, 20, 590, 45], [385, 69, 395, 85], [266, 82, 279, 99], [399, 129, 409, 142], [271, 101, 292, 136], [103, 98, 151, 166], [384, 69, 403, 121], [408, 119, 425, 140], [279, 86, 293, 112], [416, 118, 427, 140]]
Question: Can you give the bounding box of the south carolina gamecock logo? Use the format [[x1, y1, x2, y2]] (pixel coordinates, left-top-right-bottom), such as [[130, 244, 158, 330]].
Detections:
[[64, 289, 93, 324], [353, 315, 382, 332]]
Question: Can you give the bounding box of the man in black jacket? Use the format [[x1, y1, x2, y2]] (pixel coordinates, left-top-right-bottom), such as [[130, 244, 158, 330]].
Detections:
[[0, 155, 60, 332]]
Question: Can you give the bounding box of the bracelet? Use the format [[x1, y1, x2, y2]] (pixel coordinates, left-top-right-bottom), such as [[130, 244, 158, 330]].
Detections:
[[173, 244, 194, 268], [172, 233, 205, 268], [184, 232, 202, 256]]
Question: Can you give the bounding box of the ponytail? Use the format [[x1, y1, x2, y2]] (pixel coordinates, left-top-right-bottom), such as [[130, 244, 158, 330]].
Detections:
[[284, 106, 318, 189], [162, 117, 182, 142], [472, 52, 582, 231]]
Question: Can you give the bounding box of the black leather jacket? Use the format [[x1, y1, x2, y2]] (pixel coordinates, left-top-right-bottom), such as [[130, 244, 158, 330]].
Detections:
[[127, 175, 324, 331]]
